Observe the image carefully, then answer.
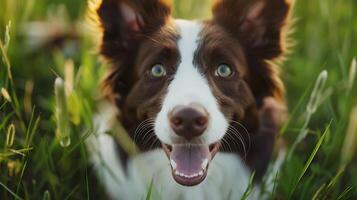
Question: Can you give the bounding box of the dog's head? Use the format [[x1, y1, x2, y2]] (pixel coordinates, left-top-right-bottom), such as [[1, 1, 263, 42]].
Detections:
[[95, 0, 290, 186]]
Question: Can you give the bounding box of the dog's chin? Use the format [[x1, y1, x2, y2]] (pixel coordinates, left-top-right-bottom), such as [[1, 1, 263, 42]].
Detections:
[[162, 142, 220, 186]]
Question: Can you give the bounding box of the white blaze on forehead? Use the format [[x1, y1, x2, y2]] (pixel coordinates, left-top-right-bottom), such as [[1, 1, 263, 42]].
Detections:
[[154, 19, 229, 145], [176, 19, 201, 69]]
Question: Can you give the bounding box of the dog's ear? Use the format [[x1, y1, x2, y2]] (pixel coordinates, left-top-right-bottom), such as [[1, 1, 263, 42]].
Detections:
[[97, 0, 172, 60], [212, 0, 291, 59], [213, 0, 291, 105], [96, 0, 172, 106]]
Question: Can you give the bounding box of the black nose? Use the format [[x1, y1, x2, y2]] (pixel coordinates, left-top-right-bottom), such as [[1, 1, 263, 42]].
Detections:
[[169, 105, 208, 140]]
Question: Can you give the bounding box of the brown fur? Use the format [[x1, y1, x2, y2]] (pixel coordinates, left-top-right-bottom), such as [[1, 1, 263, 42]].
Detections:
[[93, 0, 292, 180], [212, 0, 291, 105]]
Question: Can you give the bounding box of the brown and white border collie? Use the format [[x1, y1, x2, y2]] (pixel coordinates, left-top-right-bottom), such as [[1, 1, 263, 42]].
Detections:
[[88, 0, 291, 199]]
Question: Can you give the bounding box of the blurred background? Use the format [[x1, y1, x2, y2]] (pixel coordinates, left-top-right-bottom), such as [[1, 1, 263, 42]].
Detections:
[[0, 0, 356, 199]]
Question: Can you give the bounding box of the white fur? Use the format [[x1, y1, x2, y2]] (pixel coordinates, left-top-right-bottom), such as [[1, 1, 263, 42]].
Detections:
[[88, 120, 255, 199], [87, 103, 262, 200], [155, 19, 229, 145], [87, 19, 261, 200]]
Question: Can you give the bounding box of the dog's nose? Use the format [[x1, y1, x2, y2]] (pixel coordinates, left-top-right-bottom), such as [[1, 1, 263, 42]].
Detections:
[[169, 105, 208, 140]]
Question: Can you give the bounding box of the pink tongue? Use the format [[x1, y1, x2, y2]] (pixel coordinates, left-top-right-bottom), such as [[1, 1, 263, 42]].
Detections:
[[171, 144, 211, 175]]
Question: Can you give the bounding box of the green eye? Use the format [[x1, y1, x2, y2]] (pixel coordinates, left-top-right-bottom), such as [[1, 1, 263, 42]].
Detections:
[[151, 64, 166, 78], [215, 64, 233, 78]]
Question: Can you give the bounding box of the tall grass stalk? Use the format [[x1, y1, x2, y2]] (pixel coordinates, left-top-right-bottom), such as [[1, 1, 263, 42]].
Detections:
[[0, 24, 27, 133], [287, 70, 328, 159], [1, 87, 11, 102], [54, 77, 71, 147], [0, 21, 12, 81], [0, 181, 23, 200], [241, 172, 255, 200], [348, 58, 356, 89], [340, 107, 357, 166], [5, 123, 15, 147], [288, 123, 331, 198]]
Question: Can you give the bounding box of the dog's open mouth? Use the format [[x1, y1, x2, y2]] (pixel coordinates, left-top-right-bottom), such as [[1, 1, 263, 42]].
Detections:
[[162, 142, 220, 186]]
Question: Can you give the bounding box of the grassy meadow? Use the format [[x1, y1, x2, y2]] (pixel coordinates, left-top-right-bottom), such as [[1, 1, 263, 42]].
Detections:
[[0, 0, 357, 199]]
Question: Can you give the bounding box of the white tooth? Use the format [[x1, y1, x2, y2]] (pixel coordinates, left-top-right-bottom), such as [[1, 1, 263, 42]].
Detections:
[[198, 170, 203, 176], [180, 172, 185, 177], [170, 159, 177, 170], [175, 171, 179, 175], [201, 159, 209, 169]]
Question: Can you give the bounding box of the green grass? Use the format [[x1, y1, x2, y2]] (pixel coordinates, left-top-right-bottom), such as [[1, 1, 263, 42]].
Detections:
[[1, 0, 357, 199]]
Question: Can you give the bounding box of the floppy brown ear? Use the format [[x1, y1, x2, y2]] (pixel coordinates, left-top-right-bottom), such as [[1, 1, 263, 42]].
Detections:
[[95, 0, 172, 106], [213, 0, 291, 105], [97, 0, 172, 60], [212, 0, 291, 59]]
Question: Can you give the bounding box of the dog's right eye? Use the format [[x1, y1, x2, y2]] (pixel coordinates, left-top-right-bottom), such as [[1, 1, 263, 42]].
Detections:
[[215, 64, 233, 78], [150, 64, 167, 78]]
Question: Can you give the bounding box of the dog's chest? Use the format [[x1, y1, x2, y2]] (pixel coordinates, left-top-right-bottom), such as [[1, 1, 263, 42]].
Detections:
[[88, 131, 254, 200]]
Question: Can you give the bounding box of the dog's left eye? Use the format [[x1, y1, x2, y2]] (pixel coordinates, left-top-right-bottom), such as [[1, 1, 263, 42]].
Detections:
[[151, 64, 167, 78], [215, 64, 233, 78]]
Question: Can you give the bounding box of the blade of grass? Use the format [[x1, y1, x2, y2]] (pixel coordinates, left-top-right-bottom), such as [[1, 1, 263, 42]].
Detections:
[[312, 183, 327, 200], [288, 122, 331, 198], [310, 166, 346, 200], [0, 37, 12, 81], [0, 147, 33, 157], [64, 185, 80, 200], [287, 70, 329, 159], [16, 158, 28, 195], [85, 167, 89, 200], [0, 181, 24, 200], [280, 84, 311, 135], [63, 130, 92, 157], [0, 101, 9, 110], [42, 190, 51, 200], [146, 178, 154, 200], [340, 107, 357, 166], [336, 186, 354, 200], [0, 111, 14, 130], [241, 172, 255, 200]]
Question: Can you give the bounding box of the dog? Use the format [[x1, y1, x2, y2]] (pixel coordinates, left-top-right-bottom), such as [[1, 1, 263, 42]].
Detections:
[[87, 0, 291, 199]]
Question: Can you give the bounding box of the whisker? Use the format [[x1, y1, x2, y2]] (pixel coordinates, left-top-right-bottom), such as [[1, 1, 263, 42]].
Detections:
[[226, 126, 247, 158], [229, 120, 252, 153], [226, 132, 243, 155], [228, 126, 247, 153], [133, 118, 156, 147], [142, 131, 157, 149], [141, 128, 156, 147], [220, 137, 233, 152]]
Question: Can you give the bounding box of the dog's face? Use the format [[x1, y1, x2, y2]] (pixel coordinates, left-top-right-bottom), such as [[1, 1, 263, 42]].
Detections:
[[96, 0, 290, 186]]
